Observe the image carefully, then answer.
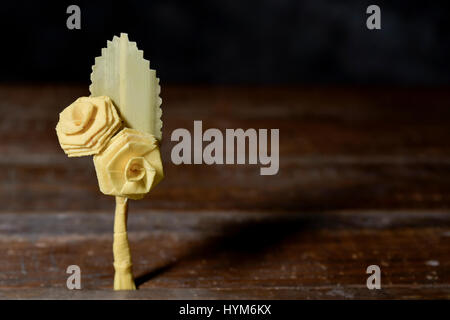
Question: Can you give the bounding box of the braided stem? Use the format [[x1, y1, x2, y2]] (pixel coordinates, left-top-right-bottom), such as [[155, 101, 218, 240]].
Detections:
[[113, 196, 136, 290]]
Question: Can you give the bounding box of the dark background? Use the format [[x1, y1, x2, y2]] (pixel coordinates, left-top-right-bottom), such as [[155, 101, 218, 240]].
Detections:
[[0, 0, 449, 85]]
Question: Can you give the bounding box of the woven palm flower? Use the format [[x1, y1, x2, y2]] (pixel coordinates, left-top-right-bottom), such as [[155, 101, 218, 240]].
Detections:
[[55, 33, 163, 290], [94, 128, 164, 200], [56, 96, 121, 156]]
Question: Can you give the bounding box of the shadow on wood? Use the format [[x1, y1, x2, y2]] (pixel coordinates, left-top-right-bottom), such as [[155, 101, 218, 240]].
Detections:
[[134, 213, 310, 287], [135, 263, 176, 288]]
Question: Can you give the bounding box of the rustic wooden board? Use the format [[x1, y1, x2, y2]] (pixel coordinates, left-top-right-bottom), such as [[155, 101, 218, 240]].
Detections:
[[0, 211, 449, 299], [1, 85, 450, 212], [0, 84, 449, 299]]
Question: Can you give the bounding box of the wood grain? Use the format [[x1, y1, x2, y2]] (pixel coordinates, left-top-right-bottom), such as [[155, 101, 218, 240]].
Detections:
[[0, 211, 449, 299], [0, 84, 449, 299]]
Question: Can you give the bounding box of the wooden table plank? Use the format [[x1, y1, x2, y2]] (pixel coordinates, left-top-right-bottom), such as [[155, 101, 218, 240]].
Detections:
[[0, 84, 449, 299], [0, 85, 449, 212], [0, 211, 449, 299]]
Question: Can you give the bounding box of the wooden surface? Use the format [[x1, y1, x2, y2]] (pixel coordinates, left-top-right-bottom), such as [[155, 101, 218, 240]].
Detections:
[[0, 84, 449, 299]]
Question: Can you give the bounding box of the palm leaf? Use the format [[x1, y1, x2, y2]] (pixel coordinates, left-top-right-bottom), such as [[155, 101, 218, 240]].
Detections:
[[90, 33, 162, 141]]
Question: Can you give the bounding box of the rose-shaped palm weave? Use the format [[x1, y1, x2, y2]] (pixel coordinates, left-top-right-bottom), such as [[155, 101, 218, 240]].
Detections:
[[56, 96, 121, 157], [93, 128, 164, 200]]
